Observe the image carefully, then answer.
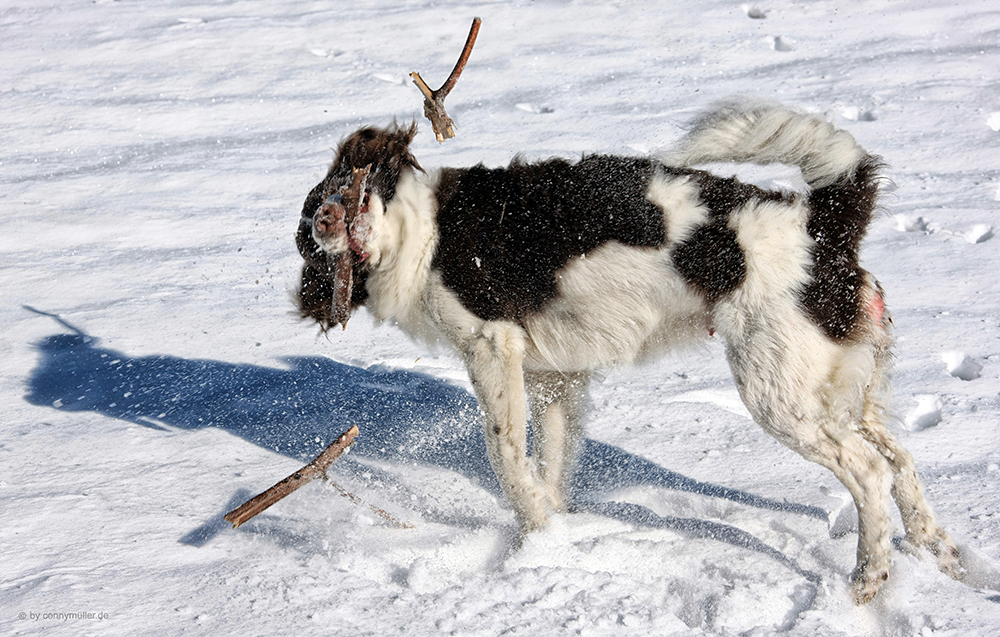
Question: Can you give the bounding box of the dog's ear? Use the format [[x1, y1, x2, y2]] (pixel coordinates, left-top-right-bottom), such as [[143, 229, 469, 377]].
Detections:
[[334, 123, 420, 172], [329, 123, 422, 203], [296, 262, 370, 332], [381, 120, 422, 177], [297, 264, 336, 331], [393, 120, 419, 148]]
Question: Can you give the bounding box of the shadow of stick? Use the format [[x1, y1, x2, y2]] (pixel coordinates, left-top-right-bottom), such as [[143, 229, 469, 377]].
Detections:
[[179, 489, 256, 547]]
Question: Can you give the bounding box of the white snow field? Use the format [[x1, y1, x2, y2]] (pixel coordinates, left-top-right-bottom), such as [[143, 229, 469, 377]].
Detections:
[[3, 0, 1000, 634]]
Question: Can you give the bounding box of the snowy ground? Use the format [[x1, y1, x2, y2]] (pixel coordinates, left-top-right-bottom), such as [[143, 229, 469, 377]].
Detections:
[[3, 0, 1000, 634]]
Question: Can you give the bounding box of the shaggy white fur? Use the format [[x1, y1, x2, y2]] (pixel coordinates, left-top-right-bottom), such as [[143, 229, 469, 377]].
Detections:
[[305, 101, 961, 604]]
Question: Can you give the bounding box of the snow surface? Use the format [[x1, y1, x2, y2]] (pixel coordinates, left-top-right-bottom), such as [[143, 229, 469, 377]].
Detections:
[[2, 0, 1000, 634]]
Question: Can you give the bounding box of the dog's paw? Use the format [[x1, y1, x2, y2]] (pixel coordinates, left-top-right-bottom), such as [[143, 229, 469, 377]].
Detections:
[[932, 537, 965, 581], [541, 484, 567, 514], [851, 562, 890, 605], [905, 527, 965, 580], [514, 504, 550, 536]]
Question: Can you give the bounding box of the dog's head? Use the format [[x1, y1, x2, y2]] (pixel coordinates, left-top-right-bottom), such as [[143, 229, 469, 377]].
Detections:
[[295, 122, 421, 331]]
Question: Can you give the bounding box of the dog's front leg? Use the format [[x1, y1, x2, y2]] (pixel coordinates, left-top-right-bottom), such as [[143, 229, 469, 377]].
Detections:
[[526, 370, 590, 513], [463, 322, 549, 532]]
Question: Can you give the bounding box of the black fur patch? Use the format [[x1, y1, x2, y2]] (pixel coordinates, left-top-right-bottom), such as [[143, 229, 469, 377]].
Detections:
[[296, 263, 370, 329], [670, 172, 795, 303], [800, 156, 883, 341], [695, 171, 797, 218], [432, 155, 667, 322], [671, 222, 746, 304], [294, 216, 370, 330]]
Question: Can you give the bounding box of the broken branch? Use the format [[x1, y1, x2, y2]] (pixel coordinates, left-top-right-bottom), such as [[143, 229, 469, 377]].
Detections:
[[224, 425, 359, 528], [410, 17, 481, 142], [341, 165, 371, 227], [328, 164, 371, 330]]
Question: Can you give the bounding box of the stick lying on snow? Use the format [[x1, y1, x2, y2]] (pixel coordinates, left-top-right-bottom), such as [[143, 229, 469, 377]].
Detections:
[[410, 17, 481, 142], [224, 425, 413, 530], [224, 426, 359, 528]]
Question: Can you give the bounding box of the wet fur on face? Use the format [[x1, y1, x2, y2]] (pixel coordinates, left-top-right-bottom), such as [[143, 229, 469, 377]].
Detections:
[[295, 123, 421, 330], [293, 100, 962, 604]]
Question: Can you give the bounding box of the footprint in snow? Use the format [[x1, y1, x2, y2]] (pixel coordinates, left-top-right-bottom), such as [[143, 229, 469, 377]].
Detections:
[[962, 224, 993, 244], [987, 112, 1000, 132], [837, 105, 877, 122], [904, 395, 942, 431], [173, 18, 204, 27], [516, 103, 554, 114], [932, 223, 992, 243], [310, 49, 349, 59], [769, 36, 795, 52], [371, 73, 405, 85], [894, 214, 928, 232], [942, 351, 983, 381], [742, 4, 768, 19]]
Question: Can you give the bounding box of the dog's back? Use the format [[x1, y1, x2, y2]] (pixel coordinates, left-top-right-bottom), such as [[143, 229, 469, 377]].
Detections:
[[432, 156, 665, 324]]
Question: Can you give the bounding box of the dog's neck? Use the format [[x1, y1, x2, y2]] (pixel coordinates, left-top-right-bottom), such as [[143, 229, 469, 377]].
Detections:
[[364, 169, 441, 328]]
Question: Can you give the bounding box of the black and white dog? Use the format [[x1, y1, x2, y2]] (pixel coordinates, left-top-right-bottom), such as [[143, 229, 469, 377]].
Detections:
[[294, 101, 962, 603]]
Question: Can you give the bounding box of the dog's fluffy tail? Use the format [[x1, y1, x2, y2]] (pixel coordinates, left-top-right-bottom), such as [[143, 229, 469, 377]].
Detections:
[[667, 99, 876, 190], [669, 99, 885, 342]]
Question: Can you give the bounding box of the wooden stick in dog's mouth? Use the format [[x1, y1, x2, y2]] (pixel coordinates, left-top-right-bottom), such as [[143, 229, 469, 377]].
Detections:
[[327, 165, 371, 330]]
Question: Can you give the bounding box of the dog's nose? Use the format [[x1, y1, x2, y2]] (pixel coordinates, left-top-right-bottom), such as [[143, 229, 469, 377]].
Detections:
[[315, 194, 346, 238], [315, 215, 335, 236]]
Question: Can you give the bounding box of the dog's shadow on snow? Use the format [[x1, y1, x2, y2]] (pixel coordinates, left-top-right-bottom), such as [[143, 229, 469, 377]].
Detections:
[[25, 316, 827, 582]]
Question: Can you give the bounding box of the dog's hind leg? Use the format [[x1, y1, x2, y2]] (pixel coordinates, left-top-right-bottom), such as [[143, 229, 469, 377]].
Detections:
[[805, 421, 896, 604], [526, 371, 590, 513], [857, 388, 963, 579], [722, 323, 897, 604], [714, 195, 907, 602], [852, 285, 963, 579], [463, 321, 549, 532]]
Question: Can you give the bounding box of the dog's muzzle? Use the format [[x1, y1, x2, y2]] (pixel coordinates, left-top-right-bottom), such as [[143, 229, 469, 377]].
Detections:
[[314, 191, 371, 262]]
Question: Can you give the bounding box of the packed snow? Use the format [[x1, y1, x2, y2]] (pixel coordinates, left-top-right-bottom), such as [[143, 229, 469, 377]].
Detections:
[[2, 0, 1000, 634]]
